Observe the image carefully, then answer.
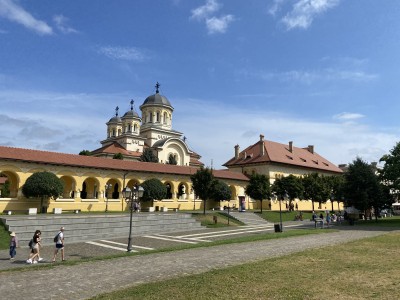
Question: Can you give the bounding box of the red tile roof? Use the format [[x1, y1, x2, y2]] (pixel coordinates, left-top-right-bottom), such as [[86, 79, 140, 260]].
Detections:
[[223, 139, 343, 174], [91, 142, 141, 157], [0, 146, 248, 181]]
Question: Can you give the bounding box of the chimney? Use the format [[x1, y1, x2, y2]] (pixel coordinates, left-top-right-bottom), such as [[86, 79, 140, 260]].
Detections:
[[260, 135, 265, 156], [289, 141, 293, 153], [234, 144, 240, 159], [308, 145, 314, 154]]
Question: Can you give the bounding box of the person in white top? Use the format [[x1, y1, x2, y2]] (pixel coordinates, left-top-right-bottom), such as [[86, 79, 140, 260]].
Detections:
[[51, 227, 65, 262]]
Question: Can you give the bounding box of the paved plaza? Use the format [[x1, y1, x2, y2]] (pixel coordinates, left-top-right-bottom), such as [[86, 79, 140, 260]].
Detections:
[[0, 224, 395, 300]]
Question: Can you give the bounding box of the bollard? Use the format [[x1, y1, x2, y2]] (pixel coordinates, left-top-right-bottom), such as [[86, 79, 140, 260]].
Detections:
[[213, 215, 218, 224]]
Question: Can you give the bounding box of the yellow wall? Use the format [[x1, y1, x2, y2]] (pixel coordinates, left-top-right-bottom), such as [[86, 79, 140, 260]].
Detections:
[[0, 159, 248, 213]]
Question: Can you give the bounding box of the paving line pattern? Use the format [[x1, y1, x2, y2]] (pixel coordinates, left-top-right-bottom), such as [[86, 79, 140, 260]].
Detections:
[[0, 229, 392, 300]]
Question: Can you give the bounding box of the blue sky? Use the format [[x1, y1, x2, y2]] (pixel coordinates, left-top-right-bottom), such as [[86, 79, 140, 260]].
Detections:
[[1, 0, 400, 169]]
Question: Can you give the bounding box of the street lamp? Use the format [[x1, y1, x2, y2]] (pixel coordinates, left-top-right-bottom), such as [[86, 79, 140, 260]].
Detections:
[[123, 185, 144, 252], [105, 183, 112, 212]]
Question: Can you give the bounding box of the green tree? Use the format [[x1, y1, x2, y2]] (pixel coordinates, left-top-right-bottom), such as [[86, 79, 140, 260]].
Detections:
[[79, 150, 92, 156], [113, 153, 123, 160], [302, 173, 330, 211], [0, 176, 10, 198], [22, 171, 64, 213], [379, 141, 400, 200], [167, 154, 178, 165], [273, 175, 303, 210], [210, 179, 232, 204], [326, 175, 345, 211], [344, 157, 381, 214], [245, 173, 271, 213], [191, 167, 214, 215], [140, 149, 158, 163], [140, 178, 167, 207]]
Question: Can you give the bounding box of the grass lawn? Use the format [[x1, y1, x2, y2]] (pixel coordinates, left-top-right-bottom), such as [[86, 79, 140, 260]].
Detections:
[[91, 231, 400, 300]]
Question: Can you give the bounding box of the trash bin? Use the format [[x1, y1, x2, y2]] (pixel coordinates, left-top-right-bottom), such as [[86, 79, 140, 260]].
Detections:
[[274, 224, 282, 232]]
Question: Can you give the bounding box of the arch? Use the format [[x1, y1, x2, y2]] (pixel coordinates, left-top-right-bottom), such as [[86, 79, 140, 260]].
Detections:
[[156, 111, 161, 122], [81, 177, 100, 199], [164, 181, 174, 199], [59, 175, 76, 198], [163, 112, 167, 124], [0, 171, 19, 198], [177, 182, 188, 200], [230, 185, 237, 200]]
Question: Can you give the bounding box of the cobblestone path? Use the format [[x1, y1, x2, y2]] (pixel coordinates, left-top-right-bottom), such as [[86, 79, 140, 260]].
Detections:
[[0, 228, 392, 300]]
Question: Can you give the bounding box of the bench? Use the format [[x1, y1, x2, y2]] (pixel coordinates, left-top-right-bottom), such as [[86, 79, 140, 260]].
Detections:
[[62, 209, 81, 214], [314, 218, 324, 229], [3, 209, 28, 215]]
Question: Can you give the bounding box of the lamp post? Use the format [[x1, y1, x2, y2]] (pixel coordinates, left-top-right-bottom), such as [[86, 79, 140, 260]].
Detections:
[[123, 185, 144, 252], [277, 192, 288, 233], [105, 183, 112, 212]]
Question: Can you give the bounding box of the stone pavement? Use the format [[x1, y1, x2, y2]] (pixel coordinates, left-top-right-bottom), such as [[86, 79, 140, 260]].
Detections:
[[0, 227, 393, 300]]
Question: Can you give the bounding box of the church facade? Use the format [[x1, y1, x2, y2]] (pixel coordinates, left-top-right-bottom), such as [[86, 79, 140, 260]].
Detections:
[[91, 83, 203, 167]]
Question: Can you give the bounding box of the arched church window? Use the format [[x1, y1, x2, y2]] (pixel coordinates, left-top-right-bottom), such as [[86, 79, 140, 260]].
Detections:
[[118, 129, 122, 136], [156, 112, 160, 122], [112, 129, 116, 137], [163, 112, 167, 124], [128, 124, 131, 132], [134, 124, 137, 132], [149, 112, 153, 123]]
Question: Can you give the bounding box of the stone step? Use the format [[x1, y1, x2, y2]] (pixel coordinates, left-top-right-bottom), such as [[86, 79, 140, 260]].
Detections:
[[1, 213, 203, 245], [229, 212, 269, 226]]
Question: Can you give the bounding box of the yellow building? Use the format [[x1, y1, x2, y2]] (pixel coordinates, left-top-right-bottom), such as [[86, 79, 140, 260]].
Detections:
[[224, 134, 344, 212], [0, 146, 248, 213]]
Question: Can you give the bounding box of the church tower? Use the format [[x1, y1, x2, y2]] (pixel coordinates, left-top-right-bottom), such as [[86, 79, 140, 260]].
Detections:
[[92, 82, 203, 167]]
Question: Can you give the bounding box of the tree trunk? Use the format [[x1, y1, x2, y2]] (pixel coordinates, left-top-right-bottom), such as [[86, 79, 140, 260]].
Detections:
[[203, 199, 206, 215], [260, 200, 263, 213]]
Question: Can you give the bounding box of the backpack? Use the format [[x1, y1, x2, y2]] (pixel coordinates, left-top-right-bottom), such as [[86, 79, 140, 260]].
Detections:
[[53, 232, 60, 243], [28, 239, 33, 249]]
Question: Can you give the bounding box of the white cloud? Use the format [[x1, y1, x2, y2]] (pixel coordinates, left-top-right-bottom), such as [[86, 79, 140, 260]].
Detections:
[[53, 15, 78, 34], [206, 15, 235, 34], [0, 89, 396, 170], [333, 112, 365, 121], [98, 46, 147, 62], [172, 97, 397, 168], [0, 0, 53, 35], [240, 68, 378, 84], [190, 0, 234, 34], [269, 0, 340, 30], [190, 0, 221, 20], [269, 0, 286, 16]]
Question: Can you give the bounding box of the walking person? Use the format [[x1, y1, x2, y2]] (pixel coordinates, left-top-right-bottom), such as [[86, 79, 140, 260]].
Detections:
[[9, 232, 19, 260], [326, 213, 331, 228], [26, 230, 41, 264], [52, 227, 65, 262]]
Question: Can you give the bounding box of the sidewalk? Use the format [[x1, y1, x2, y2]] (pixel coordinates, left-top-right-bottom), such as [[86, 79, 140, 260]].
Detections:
[[0, 227, 393, 300]]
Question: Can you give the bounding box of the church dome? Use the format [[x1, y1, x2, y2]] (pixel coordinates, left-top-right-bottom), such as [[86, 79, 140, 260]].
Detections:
[[122, 110, 139, 118], [140, 82, 173, 110], [108, 116, 122, 123], [142, 93, 172, 107]]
